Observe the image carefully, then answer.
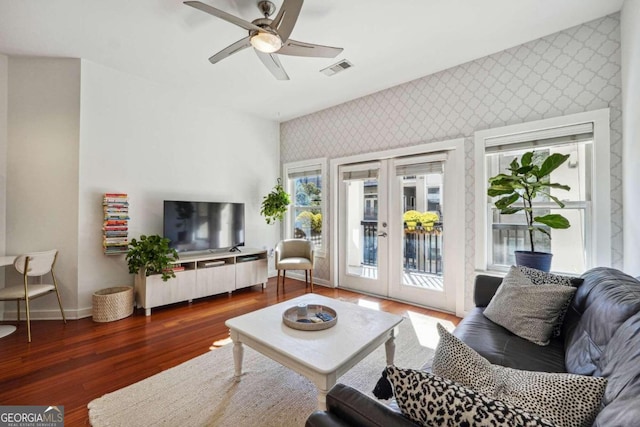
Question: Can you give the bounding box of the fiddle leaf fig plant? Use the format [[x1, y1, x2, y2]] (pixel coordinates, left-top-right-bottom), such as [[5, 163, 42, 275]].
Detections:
[[487, 151, 571, 253], [260, 178, 291, 224], [126, 234, 179, 281]]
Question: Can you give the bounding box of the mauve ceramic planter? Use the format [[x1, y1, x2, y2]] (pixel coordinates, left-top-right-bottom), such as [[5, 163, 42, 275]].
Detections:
[[515, 251, 553, 272]]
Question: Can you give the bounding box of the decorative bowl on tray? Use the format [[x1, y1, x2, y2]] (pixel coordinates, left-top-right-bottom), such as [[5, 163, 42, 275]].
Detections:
[[282, 304, 337, 331]]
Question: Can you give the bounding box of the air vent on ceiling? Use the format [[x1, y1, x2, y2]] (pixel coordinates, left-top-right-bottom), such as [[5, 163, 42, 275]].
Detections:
[[320, 59, 354, 76]]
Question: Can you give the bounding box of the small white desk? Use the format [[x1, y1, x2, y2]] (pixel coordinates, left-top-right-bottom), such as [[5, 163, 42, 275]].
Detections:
[[0, 255, 17, 338]]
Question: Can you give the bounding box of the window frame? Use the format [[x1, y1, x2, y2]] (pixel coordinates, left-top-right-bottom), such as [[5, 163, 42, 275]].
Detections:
[[283, 158, 328, 257], [474, 109, 611, 273]]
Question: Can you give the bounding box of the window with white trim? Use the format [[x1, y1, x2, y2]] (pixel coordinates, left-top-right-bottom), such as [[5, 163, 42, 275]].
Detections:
[[475, 110, 611, 274], [283, 159, 327, 255]]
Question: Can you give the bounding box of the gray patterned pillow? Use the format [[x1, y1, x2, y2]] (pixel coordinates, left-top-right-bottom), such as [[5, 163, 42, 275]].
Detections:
[[432, 325, 608, 427], [385, 366, 555, 427], [516, 266, 583, 337], [484, 268, 577, 345]]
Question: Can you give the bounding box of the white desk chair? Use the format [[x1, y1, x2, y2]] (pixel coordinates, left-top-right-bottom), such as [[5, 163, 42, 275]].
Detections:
[[0, 250, 66, 342], [275, 239, 315, 294]]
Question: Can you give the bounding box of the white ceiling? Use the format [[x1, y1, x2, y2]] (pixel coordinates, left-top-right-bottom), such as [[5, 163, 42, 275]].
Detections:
[[0, 0, 624, 122]]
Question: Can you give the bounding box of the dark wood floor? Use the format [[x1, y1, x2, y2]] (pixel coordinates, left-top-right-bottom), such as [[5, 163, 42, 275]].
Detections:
[[0, 277, 460, 427]]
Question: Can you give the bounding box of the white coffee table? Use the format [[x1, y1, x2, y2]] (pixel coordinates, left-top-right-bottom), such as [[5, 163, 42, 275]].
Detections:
[[225, 293, 404, 410]]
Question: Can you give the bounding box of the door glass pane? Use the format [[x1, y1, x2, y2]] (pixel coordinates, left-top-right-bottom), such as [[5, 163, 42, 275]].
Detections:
[[345, 178, 378, 280], [400, 171, 444, 291]]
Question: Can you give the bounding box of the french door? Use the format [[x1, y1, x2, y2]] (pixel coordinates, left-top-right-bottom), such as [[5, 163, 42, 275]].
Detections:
[[338, 162, 389, 296], [337, 150, 462, 313]]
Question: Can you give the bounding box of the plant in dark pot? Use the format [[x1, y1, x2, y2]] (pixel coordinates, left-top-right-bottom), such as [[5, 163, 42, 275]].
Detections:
[[126, 234, 179, 281], [260, 178, 291, 225], [487, 151, 571, 272]]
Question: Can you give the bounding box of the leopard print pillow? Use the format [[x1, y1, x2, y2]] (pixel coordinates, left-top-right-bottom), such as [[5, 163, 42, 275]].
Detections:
[[385, 366, 555, 427], [432, 324, 608, 427]]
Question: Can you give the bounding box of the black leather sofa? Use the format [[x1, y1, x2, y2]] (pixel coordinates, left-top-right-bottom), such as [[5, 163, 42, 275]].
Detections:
[[305, 267, 640, 427]]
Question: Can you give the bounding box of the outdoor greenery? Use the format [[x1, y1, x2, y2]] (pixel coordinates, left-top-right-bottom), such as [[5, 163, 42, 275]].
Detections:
[[294, 180, 322, 235], [296, 211, 322, 233], [487, 150, 571, 253], [295, 181, 321, 206], [126, 234, 179, 281], [403, 210, 439, 231], [260, 179, 291, 224]]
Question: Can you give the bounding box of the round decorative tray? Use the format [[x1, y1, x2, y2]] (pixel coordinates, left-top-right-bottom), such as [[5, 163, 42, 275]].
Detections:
[[282, 304, 338, 331]]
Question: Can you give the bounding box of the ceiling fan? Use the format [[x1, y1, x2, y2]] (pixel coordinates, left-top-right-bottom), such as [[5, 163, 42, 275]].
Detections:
[[184, 0, 344, 80]]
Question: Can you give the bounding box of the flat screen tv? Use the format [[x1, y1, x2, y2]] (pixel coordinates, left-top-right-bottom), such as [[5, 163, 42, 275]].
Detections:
[[163, 201, 245, 253]]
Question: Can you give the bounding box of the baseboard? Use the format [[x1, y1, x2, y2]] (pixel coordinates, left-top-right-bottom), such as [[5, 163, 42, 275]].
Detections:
[[2, 307, 93, 321], [279, 271, 332, 287]]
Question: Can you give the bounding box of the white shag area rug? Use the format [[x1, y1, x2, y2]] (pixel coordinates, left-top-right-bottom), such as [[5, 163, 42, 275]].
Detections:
[[88, 316, 437, 427]]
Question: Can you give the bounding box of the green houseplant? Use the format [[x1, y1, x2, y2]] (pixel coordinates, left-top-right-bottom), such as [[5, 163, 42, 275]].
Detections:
[[260, 179, 291, 224], [126, 234, 179, 281], [487, 151, 571, 271]]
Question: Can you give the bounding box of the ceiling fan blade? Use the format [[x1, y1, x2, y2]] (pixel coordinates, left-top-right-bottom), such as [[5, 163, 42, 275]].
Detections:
[[209, 37, 252, 64], [255, 51, 290, 80], [270, 0, 303, 43], [184, 1, 263, 33], [278, 39, 343, 58]]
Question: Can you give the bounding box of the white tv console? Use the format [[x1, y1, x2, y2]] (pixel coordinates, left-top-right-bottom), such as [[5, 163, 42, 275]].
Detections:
[[134, 248, 268, 316]]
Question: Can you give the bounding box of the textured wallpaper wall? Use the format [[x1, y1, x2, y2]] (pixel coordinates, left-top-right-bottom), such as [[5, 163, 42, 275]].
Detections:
[[281, 14, 622, 310]]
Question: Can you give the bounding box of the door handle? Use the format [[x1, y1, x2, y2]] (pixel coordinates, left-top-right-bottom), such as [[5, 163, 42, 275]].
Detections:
[[377, 232, 387, 237]]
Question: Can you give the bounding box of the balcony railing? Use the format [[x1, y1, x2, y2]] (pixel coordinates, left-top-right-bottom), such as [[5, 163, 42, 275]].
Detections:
[[361, 221, 443, 275], [491, 223, 550, 266]]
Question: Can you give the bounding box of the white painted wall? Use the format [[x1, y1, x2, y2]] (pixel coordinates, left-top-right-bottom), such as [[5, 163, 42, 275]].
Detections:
[[0, 55, 7, 256], [6, 57, 81, 315], [76, 60, 280, 317], [0, 54, 7, 296], [622, 0, 640, 276], [2, 58, 280, 319]]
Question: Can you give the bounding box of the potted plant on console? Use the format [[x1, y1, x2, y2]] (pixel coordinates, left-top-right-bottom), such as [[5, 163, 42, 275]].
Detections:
[[126, 234, 179, 281], [487, 151, 571, 272]]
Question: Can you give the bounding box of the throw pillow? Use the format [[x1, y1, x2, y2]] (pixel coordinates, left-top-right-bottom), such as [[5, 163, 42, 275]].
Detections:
[[384, 366, 555, 427], [432, 325, 608, 427], [516, 265, 584, 286], [431, 324, 495, 395], [484, 269, 577, 345], [517, 265, 583, 337]]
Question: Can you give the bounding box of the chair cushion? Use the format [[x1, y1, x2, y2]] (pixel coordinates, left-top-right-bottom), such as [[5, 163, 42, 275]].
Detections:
[[277, 257, 313, 270], [0, 284, 55, 299]]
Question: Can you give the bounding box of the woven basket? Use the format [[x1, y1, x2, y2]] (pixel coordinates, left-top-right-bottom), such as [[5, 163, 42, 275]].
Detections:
[[92, 286, 134, 322]]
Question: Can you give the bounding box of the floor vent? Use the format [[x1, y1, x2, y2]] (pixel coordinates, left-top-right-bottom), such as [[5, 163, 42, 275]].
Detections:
[[320, 59, 354, 76]]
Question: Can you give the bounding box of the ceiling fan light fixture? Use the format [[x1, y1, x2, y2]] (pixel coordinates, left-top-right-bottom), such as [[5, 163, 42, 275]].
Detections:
[[250, 31, 282, 53]]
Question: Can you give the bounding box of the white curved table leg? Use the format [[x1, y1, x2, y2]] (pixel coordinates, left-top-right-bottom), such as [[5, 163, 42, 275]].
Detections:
[[385, 328, 396, 365], [233, 340, 244, 382]]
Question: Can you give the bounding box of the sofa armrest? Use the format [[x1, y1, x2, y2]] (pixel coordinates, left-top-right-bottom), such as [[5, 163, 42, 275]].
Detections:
[[474, 274, 503, 307], [306, 384, 417, 427], [305, 411, 353, 427]]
